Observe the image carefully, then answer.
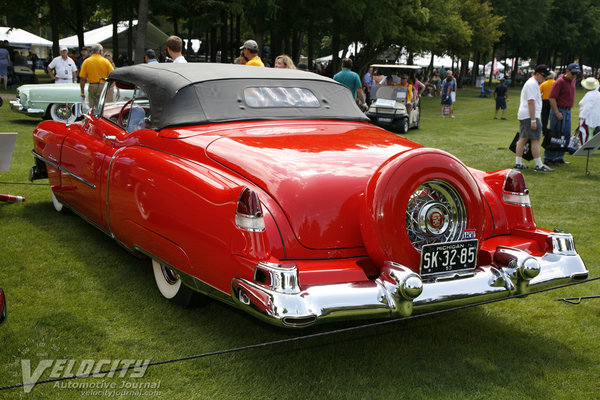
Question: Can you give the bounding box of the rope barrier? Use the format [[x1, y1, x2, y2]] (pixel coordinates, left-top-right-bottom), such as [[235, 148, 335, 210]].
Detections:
[[1, 275, 598, 392]]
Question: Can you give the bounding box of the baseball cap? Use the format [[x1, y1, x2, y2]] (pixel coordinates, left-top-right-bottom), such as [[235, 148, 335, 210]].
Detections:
[[240, 40, 259, 51], [567, 63, 580, 73], [60, 45, 68, 52], [534, 64, 550, 77]]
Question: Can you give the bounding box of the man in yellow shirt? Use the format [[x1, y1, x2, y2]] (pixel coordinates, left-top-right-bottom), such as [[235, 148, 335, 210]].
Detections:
[[539, 71, 555, 130], [240, 40, 264, 67], [79, 43, 114, 109]]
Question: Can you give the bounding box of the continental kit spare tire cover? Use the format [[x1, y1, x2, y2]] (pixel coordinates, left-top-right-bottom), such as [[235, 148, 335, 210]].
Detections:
[[360, 148, 486, 270]]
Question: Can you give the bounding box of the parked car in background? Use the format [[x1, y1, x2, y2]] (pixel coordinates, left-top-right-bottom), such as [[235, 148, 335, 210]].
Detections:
[[30, 63, 588, 328], [11, 54, 38, 84], [0, 288, 6, 324], [11, 83, 87, 123], [366, 64, 422, 133], [11, 83, 130, 123]]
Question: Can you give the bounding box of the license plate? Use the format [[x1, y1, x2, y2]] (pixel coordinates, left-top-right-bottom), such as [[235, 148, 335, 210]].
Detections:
[[420, 240, 478, 275], [378, 117, 392, 123]]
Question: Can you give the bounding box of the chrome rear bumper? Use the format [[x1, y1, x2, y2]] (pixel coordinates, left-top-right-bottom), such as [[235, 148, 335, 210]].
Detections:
[[231, 233, 588, 328]]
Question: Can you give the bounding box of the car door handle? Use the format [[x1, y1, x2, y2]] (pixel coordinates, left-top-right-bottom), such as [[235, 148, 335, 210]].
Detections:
[[104, 135, 117, 141]]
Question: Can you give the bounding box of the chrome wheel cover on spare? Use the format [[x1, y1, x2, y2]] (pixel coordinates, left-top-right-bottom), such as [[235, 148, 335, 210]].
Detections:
[[405, 179, 467, 251]]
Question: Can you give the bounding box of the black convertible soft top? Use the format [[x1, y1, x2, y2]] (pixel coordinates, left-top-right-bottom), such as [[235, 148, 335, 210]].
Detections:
[[107, 63, 369, 130]]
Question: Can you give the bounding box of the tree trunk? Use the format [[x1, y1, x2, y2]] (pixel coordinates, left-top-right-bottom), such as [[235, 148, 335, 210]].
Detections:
[[331, 27, 340, 77], [112, 0, 119, 57], [307, 21, 314, 71], [473, 51, 480, 87], [134, 0, 149, 64], [127, 17, 133, 64], [292, 31, 303, 65], [49, 0, 59, 56], [210, 25, 217, 63], [69, 0, 85, 49], [220, 10, 228, 63], [459, 56, 468, 88]]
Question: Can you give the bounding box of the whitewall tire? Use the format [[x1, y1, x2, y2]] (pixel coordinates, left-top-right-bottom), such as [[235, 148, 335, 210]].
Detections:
[[152, 259, 199, 307], [49, 103, 77, 123]]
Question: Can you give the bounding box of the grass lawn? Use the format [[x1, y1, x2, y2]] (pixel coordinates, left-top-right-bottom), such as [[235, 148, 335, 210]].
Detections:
[[0, 81, 599, 399]]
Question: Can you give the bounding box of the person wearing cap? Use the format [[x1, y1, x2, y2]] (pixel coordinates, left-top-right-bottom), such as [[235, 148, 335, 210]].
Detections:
[[240, 40, 264, 67], [545, 63, 580, 165], [145, 49, 158, 64], [578, 77, 600, 144], [493, 78, 509, 120], [76, 46, 89, 74], [515, 64, 554, 172], [166, 36, 187, 63], [47, 46, 78, 83], [539, 71, 556, 131], [79, 43, 114, 109], [333, 58, 366, 109]]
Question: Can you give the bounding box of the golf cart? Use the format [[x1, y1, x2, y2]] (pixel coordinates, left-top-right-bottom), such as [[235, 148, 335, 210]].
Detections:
[[366, 64, 421, 133]]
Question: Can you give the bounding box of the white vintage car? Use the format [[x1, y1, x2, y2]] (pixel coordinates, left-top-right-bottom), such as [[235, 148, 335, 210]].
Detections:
[[10, 83, 130, 123]]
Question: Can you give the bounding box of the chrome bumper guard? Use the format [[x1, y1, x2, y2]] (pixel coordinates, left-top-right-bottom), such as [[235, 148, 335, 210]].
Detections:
[[231, 233, 588, 328], [9, 100, 44, 117]]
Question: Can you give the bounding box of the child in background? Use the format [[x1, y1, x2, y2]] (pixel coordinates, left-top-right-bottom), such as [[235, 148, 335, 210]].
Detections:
[[440, 76, 454, 118], [494, 78, 509, 120]]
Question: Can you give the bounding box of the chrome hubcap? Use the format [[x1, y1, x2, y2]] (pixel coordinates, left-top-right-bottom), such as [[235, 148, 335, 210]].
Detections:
[[406, 180, 466, 250], [55, 105, 71, 120], [161, 265, 180, 285]]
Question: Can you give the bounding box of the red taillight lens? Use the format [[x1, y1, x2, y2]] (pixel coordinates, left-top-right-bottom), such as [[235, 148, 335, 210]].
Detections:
[[503, 170, 530, 205], [235, 187, 265, 231]]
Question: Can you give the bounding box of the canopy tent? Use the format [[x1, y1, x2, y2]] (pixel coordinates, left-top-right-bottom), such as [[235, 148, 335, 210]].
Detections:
[[0, 27, 52, 58], [60, 20, 168, 58], [315, 42, 365, 64]]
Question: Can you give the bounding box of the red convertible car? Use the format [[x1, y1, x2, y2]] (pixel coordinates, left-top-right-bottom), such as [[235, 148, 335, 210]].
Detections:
[[30, 64, 588, 328]]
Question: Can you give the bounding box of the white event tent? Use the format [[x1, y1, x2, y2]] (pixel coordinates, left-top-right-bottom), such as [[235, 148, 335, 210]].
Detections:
[[60, 20, 168, 59], [0, 27, 52, 58]]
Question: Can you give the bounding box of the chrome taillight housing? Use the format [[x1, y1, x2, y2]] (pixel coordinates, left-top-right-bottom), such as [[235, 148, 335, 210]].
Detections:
[[502, 170, 530, 206], [235, 187, 265, 231]]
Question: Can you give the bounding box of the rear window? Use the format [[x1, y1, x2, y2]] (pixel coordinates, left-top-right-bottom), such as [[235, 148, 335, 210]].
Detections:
[[243, 87, 320, 108]]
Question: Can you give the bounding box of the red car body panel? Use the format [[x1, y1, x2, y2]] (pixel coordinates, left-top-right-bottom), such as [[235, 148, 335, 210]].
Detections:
[[204, 121, 419, 250]]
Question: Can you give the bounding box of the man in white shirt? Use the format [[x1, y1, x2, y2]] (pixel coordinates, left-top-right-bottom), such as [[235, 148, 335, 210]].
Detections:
[[47, 46, 78, 83], [166, 36, 187, 63], [514, 64, 554, 172]]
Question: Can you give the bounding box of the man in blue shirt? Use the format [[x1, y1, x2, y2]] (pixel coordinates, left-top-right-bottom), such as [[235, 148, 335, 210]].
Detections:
[[333, 58, 366, 108]]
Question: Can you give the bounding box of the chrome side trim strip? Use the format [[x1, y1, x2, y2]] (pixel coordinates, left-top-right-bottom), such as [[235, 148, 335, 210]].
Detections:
[[32, 150, 59, 169], [32, 150, 96, 189]]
